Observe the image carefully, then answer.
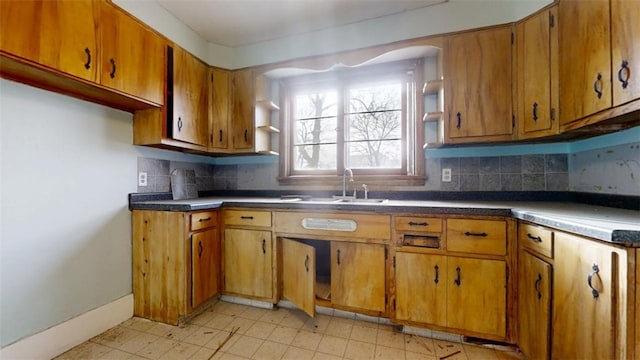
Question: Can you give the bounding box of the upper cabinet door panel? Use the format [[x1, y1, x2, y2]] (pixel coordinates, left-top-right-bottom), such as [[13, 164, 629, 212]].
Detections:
[[519, 7, 556, 135], [171, 46, 208, 146], [611, 0, 640, 106], [1, 0, 98, 82], [445, 26, 513, 140], [558, 0, 611, 124], [100, 3, 164, 105], [231, 69, 255, 151]]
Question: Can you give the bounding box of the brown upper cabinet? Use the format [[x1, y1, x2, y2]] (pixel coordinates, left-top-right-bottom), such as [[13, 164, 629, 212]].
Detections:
[[558, 0, 640, 129], [230, 69, 255, 151], [444, 25, 514, 144], [516, 6, 559, 139], [0, 0, 164, 110], [133, 45, 209, 151], [209, 68, 231, 151]]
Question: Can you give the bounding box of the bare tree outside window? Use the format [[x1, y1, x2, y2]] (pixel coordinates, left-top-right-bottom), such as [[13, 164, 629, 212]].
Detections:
[[293, 91, 337, 170]]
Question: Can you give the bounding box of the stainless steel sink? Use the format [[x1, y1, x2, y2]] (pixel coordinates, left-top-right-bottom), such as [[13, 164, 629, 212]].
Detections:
[[333, 198, 388, 203], [280, 196, 388, 204]]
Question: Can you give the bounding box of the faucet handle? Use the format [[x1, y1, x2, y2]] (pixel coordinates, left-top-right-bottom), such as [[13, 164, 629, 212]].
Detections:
[[362, 184, 368, 199]]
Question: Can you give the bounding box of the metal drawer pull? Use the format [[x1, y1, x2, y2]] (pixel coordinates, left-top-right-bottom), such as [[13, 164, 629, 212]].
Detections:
[[240, 216, 254, 220], [304, 255, 309, 272], [198, 241, 203, 257], [84, 48, 91, 69], [587, 264, 600, 298], [456, 112, 462, 129], [434, 265, 439, 284], [464, 231, 488, 237], [198, 217, 211, 222], [534, 273, 542, 299], [527, 233, 542, 242], [109, 58, 116, 79], [337, 249, 341, 265], [262, 239, 266, 254], [454, 267, 461, 286], [618, 60, 629, 89], [593, 73, 603, 99], [408, 221, 428, 226]]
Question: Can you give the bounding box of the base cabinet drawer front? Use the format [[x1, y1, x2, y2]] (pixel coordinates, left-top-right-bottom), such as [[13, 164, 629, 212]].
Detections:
[[274, 211, 391, 240], [191, 211, 218, 231], [518, 250, 551, 360], [519, 222, 553, 258], [395, 252, 447, 326], [223, 209, 272, 227], [395, 216, 443, 233], [446, 219, 507, 255], [223, 228, 273, 299]]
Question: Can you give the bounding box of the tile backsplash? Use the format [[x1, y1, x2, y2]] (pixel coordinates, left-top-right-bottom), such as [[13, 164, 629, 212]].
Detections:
[[136, 140, 639, 197]]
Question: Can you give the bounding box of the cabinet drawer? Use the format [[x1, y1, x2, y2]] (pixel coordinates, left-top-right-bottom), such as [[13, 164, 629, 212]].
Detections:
[[274, 211, 391, 240], [446, 219, 507, 256], [191, 211, 217, 231], [519, 223, 553, 258], [223, 209, 272, 227], [395, 216, 443, 233]]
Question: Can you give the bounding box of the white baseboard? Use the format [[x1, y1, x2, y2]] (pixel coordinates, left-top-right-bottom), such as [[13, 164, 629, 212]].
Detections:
[[0, 294, 133, 360]]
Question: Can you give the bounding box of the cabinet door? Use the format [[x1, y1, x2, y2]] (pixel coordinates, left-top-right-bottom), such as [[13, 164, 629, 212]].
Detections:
[[209, 68, 231, 150], [0, 0, 98, 82], [230, 69, 254, 151], [611, 0, 640, 105], [100, 3, 164, 104], [518, 250, 551, 360], [191, 228, 219, 309], [281, 238, 316, 317], [552, 233, 619, 359], [447, 257, 506, 337], [331, 242, 385, 312], [170, 46, 208, 146], [558, 0, 611, 124], [517, 6, 558, 137], [395, 252, 446, 327], [445, 26, 513, 141], [223, 229, 272, 299]]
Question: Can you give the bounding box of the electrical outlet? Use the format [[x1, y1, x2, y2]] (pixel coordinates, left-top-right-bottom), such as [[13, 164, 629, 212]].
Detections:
[[442, 168, 452, 182], [138, 172, 148, 186]]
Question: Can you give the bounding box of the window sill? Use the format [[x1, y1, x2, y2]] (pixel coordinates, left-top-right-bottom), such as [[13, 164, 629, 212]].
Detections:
[[277, 175, 426, 187]]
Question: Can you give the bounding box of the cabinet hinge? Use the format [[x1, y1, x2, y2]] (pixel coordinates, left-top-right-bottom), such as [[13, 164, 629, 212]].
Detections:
[[549, 13, 555, 28], [393, 255, 396, 268], [550, 108, 556, 121]]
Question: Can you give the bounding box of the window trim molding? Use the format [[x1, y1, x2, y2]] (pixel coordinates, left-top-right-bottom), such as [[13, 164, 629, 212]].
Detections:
[[278, 59, 425, 186]]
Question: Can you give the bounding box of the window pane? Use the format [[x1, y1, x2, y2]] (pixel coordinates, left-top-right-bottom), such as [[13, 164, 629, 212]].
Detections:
[[293, 144, 337, 170], [295, 117, 338, 145], [347, 140, 402, 168], [294, 92, 337, 119], [346, 112, 402, 141], [348, 82, 401, 114]]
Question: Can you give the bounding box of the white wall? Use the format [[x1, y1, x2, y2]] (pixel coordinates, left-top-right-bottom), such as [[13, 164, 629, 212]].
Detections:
[[0, 80, 137, 347]]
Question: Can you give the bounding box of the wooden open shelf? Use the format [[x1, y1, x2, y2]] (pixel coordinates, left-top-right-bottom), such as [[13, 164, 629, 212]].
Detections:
[[422, 79, 443, 95]]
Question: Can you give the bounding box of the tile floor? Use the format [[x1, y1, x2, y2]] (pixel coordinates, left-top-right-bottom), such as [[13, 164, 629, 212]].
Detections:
[[56, 300, 523, 360]]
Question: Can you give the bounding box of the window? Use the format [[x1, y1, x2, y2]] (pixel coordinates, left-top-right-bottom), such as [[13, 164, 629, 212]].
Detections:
[[278, 60, 424, 185]]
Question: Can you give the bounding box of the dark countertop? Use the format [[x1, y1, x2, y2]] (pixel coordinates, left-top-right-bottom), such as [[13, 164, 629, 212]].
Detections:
[[129, 194, 640, 246]]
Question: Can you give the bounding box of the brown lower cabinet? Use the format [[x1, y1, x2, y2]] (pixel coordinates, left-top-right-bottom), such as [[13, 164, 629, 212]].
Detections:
[[517, 221, 636, 360], [131, 210, 220, 325]]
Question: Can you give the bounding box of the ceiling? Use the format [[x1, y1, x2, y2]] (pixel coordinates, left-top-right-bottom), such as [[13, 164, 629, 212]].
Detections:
[[156, 0, 447, 47]]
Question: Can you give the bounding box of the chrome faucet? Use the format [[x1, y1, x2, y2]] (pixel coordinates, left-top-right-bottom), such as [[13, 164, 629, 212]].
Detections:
[[342, 168, 354, 198]]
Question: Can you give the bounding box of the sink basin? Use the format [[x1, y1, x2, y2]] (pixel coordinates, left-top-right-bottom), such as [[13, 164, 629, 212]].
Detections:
[[279, 196, 388, 204], [333, 198, 388, 204]]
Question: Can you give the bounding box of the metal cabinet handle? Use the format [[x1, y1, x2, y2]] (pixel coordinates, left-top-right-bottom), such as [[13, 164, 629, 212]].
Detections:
[[434, 264, 439, 284], [532, 102, 539, 121], [240, 216, 254, 220], [534, 273, 542, 299], [464, 231, 488, 237], [527, 233, 542, 243], [618, 60, 630, 89], [456, 112, 462, 129], [84, 48, 91, 70], [177, 117, 183, 132], [198, 217, 211, 222], [219, 130, 223, 142], [408, 221, 428, 226], [337, 249, 341, 265], [593, 73, 603, 99], [198, 241, 203, 257], [454, 266, 461, 286], [305, 254, 309, 272], [587, 264, 600, 298], [244, 129, 248, 142], [262, 239, 266, 254], [109, 58, 116, 79]]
